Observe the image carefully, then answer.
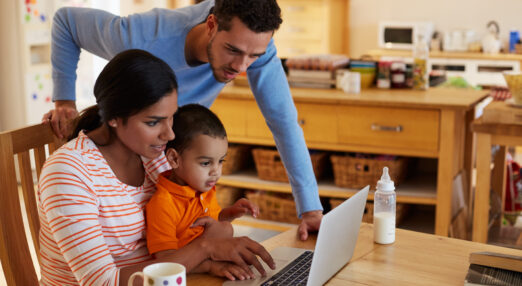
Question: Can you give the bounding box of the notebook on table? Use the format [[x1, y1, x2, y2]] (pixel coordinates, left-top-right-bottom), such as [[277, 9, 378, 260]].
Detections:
[[223, 186, 369, 286]]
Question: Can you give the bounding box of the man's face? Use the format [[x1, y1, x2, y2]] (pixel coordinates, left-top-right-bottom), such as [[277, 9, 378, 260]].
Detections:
[[207, 16, 273, 83]]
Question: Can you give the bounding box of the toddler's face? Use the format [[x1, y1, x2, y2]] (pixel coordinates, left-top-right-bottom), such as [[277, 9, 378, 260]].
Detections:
[[172, 134, 228, 192]]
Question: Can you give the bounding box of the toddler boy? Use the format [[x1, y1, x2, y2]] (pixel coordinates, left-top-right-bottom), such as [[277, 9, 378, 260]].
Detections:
[[146, 104, 259, 280]]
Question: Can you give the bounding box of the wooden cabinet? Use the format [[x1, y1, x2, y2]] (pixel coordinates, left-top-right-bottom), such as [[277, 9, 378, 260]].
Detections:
[[273, 0, 349, 58], [212, 85, 487, 237], [298, 103, 339, 144]]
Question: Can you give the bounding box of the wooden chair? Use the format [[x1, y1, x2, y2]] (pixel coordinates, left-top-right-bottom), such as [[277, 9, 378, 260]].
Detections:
[[0, 123, 63, 285]]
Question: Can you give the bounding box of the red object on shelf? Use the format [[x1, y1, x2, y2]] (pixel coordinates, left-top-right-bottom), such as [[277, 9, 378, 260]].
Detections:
[[505, 156, 522, 213]]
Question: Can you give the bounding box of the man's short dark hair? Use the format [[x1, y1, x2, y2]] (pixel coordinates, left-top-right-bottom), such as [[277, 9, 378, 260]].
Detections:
[[212, 0, 282, 33], [167, 104, 227, 154]]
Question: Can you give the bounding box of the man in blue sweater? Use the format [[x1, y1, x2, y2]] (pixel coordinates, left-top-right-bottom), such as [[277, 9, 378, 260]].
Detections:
[[44, 0, 323, 240]]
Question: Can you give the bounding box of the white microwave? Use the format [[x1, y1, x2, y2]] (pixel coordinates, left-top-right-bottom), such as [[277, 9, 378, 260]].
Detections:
[[378, 21, 434, 50]]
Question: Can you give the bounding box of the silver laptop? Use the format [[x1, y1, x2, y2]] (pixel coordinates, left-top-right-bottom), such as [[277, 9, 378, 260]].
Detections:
[[223, 186, 369, 286]]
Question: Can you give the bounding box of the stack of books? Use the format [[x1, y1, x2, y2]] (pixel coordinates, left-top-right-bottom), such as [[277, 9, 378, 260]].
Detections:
[[286, 55, 349, 89], [465, 252, 522, 285]]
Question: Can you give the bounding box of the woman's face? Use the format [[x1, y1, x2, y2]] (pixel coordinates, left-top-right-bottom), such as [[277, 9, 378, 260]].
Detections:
[[112, 91, 178, 159]]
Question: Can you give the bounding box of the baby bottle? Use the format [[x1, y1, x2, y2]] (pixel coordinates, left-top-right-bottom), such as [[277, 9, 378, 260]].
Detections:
[[373, 167, 396, 244]]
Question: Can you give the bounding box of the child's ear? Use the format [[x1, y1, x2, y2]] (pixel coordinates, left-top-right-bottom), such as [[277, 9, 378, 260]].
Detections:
[[166, 148, 181, 169]]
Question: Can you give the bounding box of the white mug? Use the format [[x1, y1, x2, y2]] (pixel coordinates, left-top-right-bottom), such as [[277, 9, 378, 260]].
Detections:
[[128, 262, 186, 286]]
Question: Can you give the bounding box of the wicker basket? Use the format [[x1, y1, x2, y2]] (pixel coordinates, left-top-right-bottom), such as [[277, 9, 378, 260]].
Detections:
[[330, 154, 407, 189], [329, 199, 409, 225], [252, 148, 328, 183], [245, 191, 300, 224], [216, 186, 243, 208], [222, 144, 251, 175]]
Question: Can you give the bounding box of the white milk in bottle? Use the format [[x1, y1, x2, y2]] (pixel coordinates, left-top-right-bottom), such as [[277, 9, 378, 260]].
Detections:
[[373, 167, 396, 244]]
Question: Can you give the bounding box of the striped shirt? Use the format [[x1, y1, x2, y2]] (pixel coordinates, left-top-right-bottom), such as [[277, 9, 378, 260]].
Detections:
[[38, 131, 170, 285]]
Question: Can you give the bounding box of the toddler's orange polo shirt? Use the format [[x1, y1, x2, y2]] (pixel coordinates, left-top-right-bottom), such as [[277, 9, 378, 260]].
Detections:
[[146, 171, 221, 254]]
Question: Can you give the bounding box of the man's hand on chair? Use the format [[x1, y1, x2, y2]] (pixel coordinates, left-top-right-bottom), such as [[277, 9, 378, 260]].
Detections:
[[42, 100, 78, 139]]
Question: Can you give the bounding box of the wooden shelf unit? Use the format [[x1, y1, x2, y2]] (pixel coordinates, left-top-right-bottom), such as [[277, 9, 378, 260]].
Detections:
[[273, 0, 349, 58], [212, 85, 488, 237], [220, 171, 437, 205]]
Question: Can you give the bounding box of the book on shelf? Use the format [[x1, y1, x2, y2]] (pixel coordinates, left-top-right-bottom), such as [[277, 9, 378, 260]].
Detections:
[[464, 252, 522, 285], [287, 69, 334, 79], [289, 81, 334, 89], [285, 54, 350, 71]]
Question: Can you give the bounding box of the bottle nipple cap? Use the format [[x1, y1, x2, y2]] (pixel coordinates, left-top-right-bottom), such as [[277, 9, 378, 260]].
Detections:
[[377, 166, 395, 191]]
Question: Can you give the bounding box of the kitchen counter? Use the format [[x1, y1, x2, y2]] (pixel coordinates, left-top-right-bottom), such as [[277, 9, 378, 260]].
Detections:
[[367, 49, 522, 63], [220, 84, 487, 109]]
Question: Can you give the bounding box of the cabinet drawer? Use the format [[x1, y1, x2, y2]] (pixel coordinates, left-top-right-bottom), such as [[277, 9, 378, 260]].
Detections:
[[337, 106, 440, 152], [274, 40, 324, 57], [210, 99, 247, 138], [279, 0, 324, 21], [297, 103, 338, 144], [275, 20, 323, 41]]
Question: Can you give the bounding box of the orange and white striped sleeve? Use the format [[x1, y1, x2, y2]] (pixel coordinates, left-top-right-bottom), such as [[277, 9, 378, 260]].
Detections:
[[39, 151, 120, 286]]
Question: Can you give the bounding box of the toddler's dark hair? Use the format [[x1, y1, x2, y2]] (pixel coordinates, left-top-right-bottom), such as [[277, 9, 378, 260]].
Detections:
[[167, 104, 227, 154]]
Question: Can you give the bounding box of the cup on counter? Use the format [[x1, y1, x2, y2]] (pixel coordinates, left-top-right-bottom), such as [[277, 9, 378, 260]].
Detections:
[[340, 71, 361, 94], [128, 263, 186, 286], [336, 69, 351, 90], [503, 71, 522, 106]]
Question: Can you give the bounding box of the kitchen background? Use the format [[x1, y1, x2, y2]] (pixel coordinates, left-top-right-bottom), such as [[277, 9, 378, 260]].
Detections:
[[349, 0, 522, 57], [1, 0, 521, 131], [2, 0, 522, 131]]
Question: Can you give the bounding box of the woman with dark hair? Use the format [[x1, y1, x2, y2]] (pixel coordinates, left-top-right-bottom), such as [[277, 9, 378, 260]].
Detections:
[[37, 49, 274, 286]]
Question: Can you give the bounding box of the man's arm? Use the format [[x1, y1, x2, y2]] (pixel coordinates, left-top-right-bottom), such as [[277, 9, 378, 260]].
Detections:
[[246, 40, 323, 239]]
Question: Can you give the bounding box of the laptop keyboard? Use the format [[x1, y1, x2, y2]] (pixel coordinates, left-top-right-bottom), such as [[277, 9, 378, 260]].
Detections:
[[261, 250, 313, 286]]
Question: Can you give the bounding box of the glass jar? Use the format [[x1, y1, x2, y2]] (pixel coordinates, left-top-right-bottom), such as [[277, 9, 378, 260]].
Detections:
[[377, 61, 391, 89], [390, 61, 406, 88]]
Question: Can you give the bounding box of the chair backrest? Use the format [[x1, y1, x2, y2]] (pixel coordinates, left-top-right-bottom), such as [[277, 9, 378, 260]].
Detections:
[[0, 123, 64, 285]]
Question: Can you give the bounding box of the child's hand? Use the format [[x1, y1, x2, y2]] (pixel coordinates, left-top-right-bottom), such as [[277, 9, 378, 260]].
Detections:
[[209, 261, 255, 281], [192, 216, 233, 238], [219, 198, 259, 221]]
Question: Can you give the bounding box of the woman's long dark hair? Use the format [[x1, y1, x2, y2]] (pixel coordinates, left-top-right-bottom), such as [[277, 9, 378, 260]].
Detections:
[[69, 49, 178, 140]]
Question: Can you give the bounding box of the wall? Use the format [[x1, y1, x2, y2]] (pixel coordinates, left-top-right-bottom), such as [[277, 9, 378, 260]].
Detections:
[[348, 0, 522, 57], [0, 1, 31, 131], [120, 0, 167, 15]]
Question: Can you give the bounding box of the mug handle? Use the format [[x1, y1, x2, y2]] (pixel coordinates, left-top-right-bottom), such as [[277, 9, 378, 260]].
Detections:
[[128, 271, 144, 286]]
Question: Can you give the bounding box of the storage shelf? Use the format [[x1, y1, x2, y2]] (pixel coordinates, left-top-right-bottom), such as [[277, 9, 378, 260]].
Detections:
[[219, 171, 437, 205]]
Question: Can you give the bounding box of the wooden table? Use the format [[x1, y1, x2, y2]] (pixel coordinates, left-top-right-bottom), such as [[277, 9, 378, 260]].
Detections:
[[213, 85, 488, 237], [471, 102, 522, 242], [188, 224, 522, 285]]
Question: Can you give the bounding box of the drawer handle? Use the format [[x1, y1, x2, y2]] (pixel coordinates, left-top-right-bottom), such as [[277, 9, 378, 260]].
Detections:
[[298, 119, 306, 125], [287, 6, 305, 12], [371, 123, 403, 132]]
